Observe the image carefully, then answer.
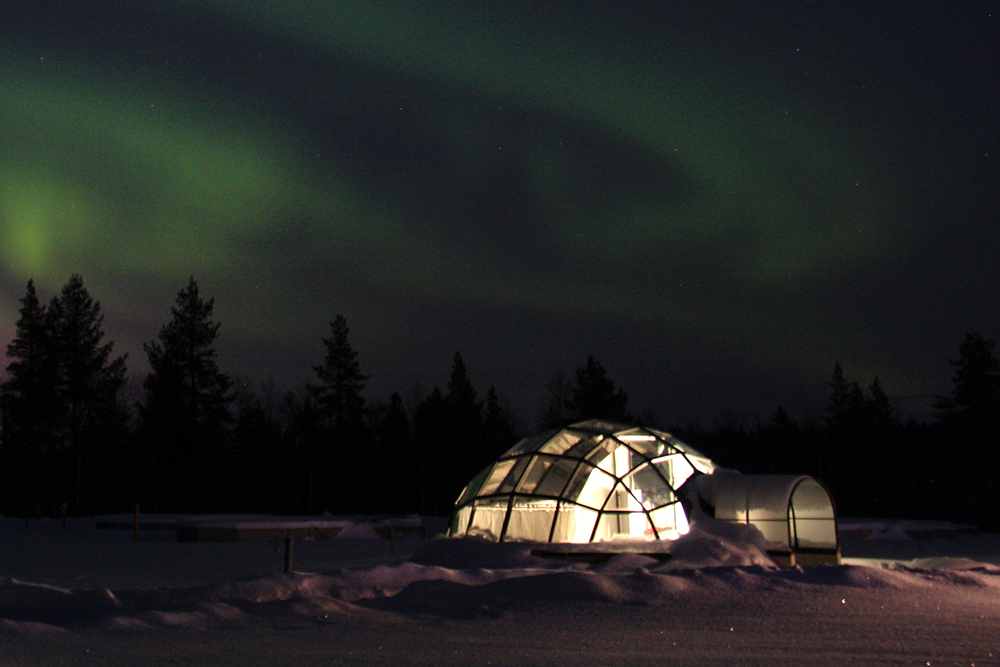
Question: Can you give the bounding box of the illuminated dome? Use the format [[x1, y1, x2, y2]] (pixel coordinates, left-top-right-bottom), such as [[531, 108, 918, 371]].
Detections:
[[448, 420, 716, 543]]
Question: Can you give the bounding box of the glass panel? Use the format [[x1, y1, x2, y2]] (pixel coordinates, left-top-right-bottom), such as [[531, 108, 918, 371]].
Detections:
[[538, 430, 585, 455], [746, 477, 796, 521], [496, 456, 531, 495], [592, 443, 642, 479], [563, 463, 615, 509], [504, 431, 556, 457], [615, 428, 666, 458], [592, 512, 615, 541], [479, 460, 517, 496], [792, 518, 838, 550], [681, 452, 716, 475], [572, 419, 627, 434], [592, 511, 648, 541], [533, 458, 579, 497], [502, 498, 558, 542], [753, 519, 791, 547], [645, 426, 675, 441], [657, 432, 714, 465], [468, 497, 509, 540], [623, 463, 675, 509], [647, 502, 689, 540], [562, 434, 605, 459], [585, 438, 618, 474], [653, 454, 696, 490], [516, 455, 556, 495], [622, 446, 649, 474], [449, 505, 473, 537], [551, 503, 598, 543], [790, 479, 835, 519], [455, 466, 491, 506], [604, 480, 643, 512]]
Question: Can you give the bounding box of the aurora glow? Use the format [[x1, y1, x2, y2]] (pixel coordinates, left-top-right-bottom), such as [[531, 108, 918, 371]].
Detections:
[[1, 1, 997, 422]]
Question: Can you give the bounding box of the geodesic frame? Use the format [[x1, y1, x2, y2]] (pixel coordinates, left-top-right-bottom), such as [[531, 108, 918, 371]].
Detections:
[[448, 419, 717, 543]]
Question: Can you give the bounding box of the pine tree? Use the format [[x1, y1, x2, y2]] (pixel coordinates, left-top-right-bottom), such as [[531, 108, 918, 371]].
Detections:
[[536, 370, 570, 431], [826, 363, 899, 432], [142, 277, 233, 510], [310, 314, 366, 433], [1, 280, 58, 516], [866, 377, 899, 430], [2, 277, 126, 516], [308, 314, 367, 512], [144, 278, 232, 429], [446, 352, 482, 435], [821, 363, 905, 517], [825, 362, 866, 430], [936, 332, 1000, 433], [566, 355, 630, 422], [412, 386, 448, 515], [935, 332, 1000, 530], [279, 387, 325, 514], [48, 275, 128, 514], [371, 392, 412, 513], [445, 352, 485, 495], [483, 385, 518, 457], [232, 378, 283, 512]]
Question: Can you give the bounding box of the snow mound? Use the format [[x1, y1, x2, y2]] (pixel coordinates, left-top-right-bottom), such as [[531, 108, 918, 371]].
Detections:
[[0, 578, 120, 625], [409, 518, 778, 572], [0, 617, 70, 635], [5, 515, 1000, 636], [654, 519, 779, 570], [102, 602, 247, 630]]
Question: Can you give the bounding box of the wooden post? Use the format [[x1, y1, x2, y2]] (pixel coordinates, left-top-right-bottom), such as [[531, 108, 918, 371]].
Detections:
[[284, 535, 294, 573], [133, 505, 140, 543]]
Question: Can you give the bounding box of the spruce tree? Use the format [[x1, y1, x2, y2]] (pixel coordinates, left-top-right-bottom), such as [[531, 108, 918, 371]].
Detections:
[[483, 385, 518, 456], [370, 392, 412, 513], [866, 378, 899, 430], [412, 386, 448, 515], [446, 352, 482, 435], [280, 387, 325, 514], [1, 280, 58, 516], [822, 363, 903, 517], [308, 314, 367, 512], [144, 278, 233, 429], [936, 332, 1000, 433], [2, 277, 126, 516], [47, 275, 127, 515], [445, 352, 484, 497], [935, 332, 1000, 529], [824, 362, 866, 431], [825, 363, 898, 432], [566, 355, 630, 422], [142, 277, 232, 510], [536, 370, 570, 431], [232, 379, 283, 513], [310, 314, 366, 433]]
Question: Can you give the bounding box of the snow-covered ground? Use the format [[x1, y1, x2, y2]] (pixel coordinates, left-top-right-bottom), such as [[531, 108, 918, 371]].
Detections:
[[2, 515, 999, 666]]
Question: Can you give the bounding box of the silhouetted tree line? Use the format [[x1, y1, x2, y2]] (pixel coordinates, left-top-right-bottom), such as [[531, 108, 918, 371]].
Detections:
[[2, 277, 999, 530], [671, 338, 1000, 531], [0, 277, 127, 519], [0, 277, 521, 518]]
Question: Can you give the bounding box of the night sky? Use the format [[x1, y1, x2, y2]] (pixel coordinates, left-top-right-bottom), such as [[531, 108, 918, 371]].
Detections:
[[2, 1, 997, 425]]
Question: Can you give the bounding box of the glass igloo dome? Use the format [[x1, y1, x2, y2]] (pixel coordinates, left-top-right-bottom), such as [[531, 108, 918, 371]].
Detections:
[[449, 419, 717, 543]]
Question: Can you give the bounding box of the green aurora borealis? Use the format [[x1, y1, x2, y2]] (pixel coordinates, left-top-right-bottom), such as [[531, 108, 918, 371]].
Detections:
[[1, 1, 997, 421]]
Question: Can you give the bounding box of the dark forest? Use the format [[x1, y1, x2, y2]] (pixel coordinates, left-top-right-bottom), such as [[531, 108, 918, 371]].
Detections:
[[2, 276, 998, 531]]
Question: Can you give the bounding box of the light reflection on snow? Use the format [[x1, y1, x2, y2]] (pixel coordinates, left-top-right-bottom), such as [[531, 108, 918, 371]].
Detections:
[[1, 515, 999, 665]]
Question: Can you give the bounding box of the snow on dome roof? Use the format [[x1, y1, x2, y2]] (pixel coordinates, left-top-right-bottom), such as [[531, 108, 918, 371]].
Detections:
[[448, 420, 717, 544]]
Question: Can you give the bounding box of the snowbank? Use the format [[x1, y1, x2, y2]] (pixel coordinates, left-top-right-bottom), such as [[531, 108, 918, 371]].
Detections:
[[2, 514, 999, 637]]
